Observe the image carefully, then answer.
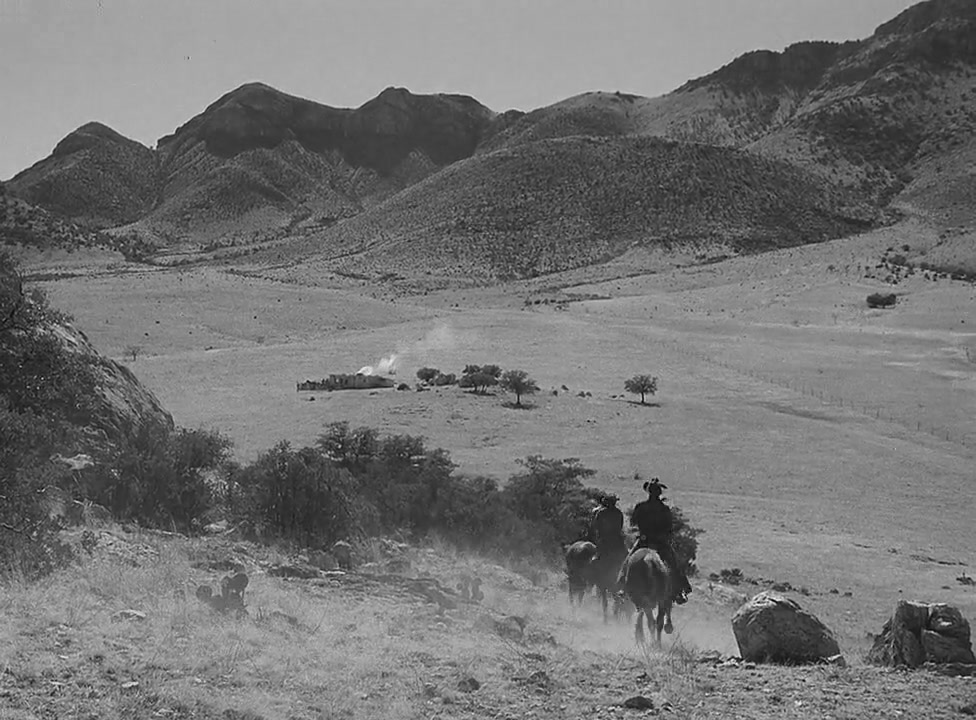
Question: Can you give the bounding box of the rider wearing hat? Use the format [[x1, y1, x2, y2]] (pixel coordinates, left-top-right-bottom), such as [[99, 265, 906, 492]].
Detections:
[[589, 493, 626, 555], [624, 477, 692, 604]]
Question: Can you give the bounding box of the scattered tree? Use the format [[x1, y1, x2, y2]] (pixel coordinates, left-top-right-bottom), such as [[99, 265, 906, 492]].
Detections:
[[500, 369, 539, 407], [459, 364, 502, 394], [124, 344, 142, 362], [416, 367, 440, 383], [624, 374, 658, 404]]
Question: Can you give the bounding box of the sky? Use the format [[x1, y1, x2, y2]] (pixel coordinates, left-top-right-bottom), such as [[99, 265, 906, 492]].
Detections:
[[0, 0, 919, 180]]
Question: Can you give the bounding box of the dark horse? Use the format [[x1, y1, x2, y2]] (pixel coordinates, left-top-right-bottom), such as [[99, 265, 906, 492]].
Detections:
[[565, 540, 629, 623], [618, 547, 674, 645]]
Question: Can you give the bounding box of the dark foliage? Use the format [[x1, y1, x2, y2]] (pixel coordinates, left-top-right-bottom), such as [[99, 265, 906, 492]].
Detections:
[[671, 505, 704, 577], [500, 369, 540, 406], [624, 374, 658, 404], [0, 406, 77, 578], [416, 367, 440, 383], [229, 441, 368, 547], [83, 426, 232, 533], [500, 456, 596, 557], [866, 292, 897, 308], [459, 364, 502, 394]]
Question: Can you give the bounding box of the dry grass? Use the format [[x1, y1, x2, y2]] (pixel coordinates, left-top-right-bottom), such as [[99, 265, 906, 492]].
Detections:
[[3, 531, 973, 719]]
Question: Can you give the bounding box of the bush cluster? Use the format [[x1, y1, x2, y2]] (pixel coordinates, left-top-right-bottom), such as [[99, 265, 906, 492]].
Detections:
[[226, 423, 616, 564], [1, 252, 700, 578], [866, 292, 897, 308]]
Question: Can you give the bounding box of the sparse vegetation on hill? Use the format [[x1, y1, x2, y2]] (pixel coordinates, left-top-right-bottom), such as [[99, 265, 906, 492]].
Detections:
[[0, 190, 113, 252], [7, 122, 158, 228], [7, 1, 976, 276], [295, 134, 875, 281]]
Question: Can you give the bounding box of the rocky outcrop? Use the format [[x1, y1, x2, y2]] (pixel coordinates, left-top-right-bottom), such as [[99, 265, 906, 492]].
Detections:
[[679, 41, 851, 94], [49, 322, 173, 444], [868, 600, 975, 668], [732, 591, 841, 663]]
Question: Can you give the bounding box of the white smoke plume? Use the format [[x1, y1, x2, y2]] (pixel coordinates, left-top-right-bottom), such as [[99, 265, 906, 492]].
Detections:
[[358, 353, 399, 376], [357, 322, 458, 377]]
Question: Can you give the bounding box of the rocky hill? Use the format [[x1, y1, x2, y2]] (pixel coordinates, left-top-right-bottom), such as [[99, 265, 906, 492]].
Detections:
[[0, 179, 113, 251], [0, 254, 173, 449], [488, 0, 976, 214], [7, 123, 159, 228], [272, 135, 876, 281], [6, 0, 975, 277], [9, 84, 498, 248]]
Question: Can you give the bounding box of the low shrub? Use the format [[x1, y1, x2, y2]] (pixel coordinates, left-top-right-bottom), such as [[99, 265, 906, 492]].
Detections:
[[866, 292, 897, 308]]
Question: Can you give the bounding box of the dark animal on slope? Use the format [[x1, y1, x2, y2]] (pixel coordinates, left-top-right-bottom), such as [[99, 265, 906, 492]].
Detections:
[[619, 547, 674, 646], [564, 540, 629, 623], [565, 540, 598, 605]]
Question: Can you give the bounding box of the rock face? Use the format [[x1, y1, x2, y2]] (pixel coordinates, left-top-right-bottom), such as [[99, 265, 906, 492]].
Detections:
[[732, 591, 841, 663], [50, 322, 174, 444], [868, 600, 976, 668]]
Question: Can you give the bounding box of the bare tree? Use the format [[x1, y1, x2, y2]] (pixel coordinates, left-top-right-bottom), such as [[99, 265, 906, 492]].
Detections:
[[124, 344, 142, 362], [624, 374, 658, 404]]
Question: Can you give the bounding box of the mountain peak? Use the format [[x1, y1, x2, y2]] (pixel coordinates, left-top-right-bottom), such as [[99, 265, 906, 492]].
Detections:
[[51, 122, 144, 158], [875, 0, 976, 37], [679, 40, 849, 94]]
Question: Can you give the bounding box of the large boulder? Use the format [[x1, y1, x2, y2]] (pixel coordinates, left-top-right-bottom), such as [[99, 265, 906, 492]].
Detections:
[[50, 322, 174, 444], [732, 591, 841, 663], [868, 601, 975, 668]]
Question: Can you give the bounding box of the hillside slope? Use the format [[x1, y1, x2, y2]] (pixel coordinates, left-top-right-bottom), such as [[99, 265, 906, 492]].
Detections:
[[265, 135, 876, 281], [102, 84, 497, 247], [489, 0, 976, 213], [7, 0, 975, 276], [0, 180, 109, 251], [6, 123, 159, 228]]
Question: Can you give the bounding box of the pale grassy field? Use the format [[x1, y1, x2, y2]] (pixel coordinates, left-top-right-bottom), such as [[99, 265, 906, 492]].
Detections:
[[34, 222, 976, 657]]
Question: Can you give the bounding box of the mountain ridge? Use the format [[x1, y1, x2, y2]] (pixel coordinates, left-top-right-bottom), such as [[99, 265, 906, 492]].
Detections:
[[6, 0, 975, 279]]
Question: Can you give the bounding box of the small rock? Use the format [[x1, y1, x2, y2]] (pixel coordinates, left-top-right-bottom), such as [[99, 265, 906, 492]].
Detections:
[[457, 677, 481, 693], [267, 563, 320, 579], [121, 681, 140, 690], [824, 654, 847, 668], [621, 695, 654, 710], [112, 610, 147, 623]]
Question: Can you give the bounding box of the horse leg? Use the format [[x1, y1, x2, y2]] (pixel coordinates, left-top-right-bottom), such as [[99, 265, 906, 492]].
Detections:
[[655, 604, 667, 647], [634, 608, 645, 645], [663, 601, 674, 635], [600, 587, 610, 624]]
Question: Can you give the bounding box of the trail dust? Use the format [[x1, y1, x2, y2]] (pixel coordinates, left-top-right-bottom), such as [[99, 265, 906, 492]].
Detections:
[[551, 594, 739, 658]]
